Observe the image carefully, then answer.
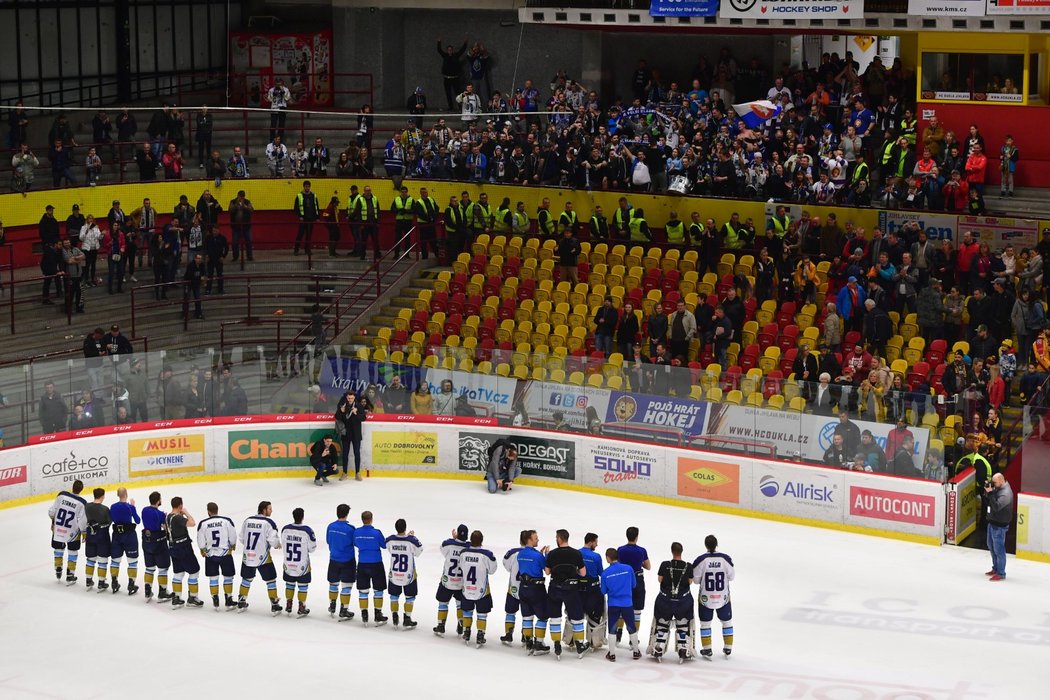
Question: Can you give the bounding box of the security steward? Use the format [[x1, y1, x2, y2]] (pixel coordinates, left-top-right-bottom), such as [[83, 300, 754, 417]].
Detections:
[[391, 186, 415, 257], [293, 180, 320, 256]]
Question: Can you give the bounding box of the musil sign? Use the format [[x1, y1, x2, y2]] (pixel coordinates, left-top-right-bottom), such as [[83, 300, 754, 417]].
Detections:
[[849, 486, 936, 526]]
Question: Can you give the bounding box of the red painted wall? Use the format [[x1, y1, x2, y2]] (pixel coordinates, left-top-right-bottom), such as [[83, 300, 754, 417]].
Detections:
[[918, 101, 1050, 189]]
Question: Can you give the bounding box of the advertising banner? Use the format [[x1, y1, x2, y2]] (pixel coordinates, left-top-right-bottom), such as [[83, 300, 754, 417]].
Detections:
[[650, 0, 719, 16], [958, 215, 1039, 250], [458, 431, 576, 481], [31, 436, 120, 488], [946, 467, 978, 544], [752, 459, 845, 522], [520, 381, 612, 430], [127, 433, 206, 479], [1015, 493, 1049, 560], [878, 210, 958, 243], [580, 439, 665, 496], [425, 368, 516, 415], [606, 392, 708, 438], [986, 0, 1050, 14], [705, 405, 930, 465], [676, 455, 744, 505], [0, 451, 31, 501], [319, 358, 425, 395], [720, 0, 863, 19], [369, 431, 438, 466], [229, 30, 333, 108], [909, 0, 985, 15], [227, 428, 331, 469], [846, 471, 943, 537]]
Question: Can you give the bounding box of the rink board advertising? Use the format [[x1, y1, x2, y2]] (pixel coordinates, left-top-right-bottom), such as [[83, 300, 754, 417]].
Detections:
[[458, 431, 576, 481], [227, 428, 332, 469], [127, 434, 206, 477], [370, 431, 438, 465]]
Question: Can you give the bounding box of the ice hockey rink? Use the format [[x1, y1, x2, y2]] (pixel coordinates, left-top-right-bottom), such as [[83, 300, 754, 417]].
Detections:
[[1, 476, 1047, 700]]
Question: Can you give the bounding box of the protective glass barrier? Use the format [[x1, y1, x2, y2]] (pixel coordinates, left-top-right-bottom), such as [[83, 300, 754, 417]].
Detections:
[[1, 344, 946, 482]]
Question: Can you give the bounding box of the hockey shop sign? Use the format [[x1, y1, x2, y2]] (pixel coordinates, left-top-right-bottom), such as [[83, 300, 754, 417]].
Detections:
[[720, 0, 863, 18], [457, 431, 576, 481]]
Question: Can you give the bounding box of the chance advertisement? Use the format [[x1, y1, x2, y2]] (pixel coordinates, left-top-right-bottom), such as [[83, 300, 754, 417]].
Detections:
[[650, 0, 719, 16], [606, 392, 708, 438], [909, 0, 985, 15], [720, 0, 863, 19], [228, 428, 331, 469], [519, 381, 612, 430], [127, 434, 206, 478], [370, 431, 438, 466], [458, 431, 576, 481]]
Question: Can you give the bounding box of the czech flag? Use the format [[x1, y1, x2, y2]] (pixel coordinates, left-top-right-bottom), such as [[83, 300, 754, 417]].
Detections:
[[732, 100, 782, 129]]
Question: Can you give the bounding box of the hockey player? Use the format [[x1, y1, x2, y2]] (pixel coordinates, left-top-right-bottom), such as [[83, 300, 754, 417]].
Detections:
[[600, 548, 640, 661], [386, 518, 423, 629], [516, 529, 551, 655], [237, 500, 283, 615], [109, 487, 140, 596], [48, 478, 88, 586], [499, 532, 525, 646], [544, 529, 588, 660], [650, 542, 695, 663], [84, 488, 112, 592], [459, 530, 498, 647], [354, 510, 389, 626], [280, 507, 317, 618], [196, 501, 237, 611], [433, 524, 469, 637], [616, 526, 651, 642], [141, 491, 172, 602], [579, 532, 605, 648], [326, 503, 356, 621], [166, 497, 204, 608], [693, 534, 735, 658]]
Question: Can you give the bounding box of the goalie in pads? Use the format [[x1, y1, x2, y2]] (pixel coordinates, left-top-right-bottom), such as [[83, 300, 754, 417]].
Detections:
[[647, 541, 697, 663]]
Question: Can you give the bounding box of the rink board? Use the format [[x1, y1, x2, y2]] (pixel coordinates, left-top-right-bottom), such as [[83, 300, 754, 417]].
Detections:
[[0, 414, 951, 544]]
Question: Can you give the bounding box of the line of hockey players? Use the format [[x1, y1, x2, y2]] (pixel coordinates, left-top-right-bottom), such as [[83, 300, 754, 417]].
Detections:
[[48, 480, 735, 663]]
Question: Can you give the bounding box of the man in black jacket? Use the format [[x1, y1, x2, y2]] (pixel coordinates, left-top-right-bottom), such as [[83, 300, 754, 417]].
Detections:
[[437, 39, 467, 111], [889, 435, 920, 477], [382, 375, 410, 414], [311, 435, 340, 485], [863, 299, 892, 358], [39, 381, 68, 433], [41, 239, 64, 304], [183, 254, 206, 319], [204, 230, 229, 295], [557, 226, 581, 285], [336, 389, 368, 481]]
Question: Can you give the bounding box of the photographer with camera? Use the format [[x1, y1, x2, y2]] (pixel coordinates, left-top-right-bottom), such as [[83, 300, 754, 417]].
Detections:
[[982, 473, 1013, 581], [486, 440, 519, 494]]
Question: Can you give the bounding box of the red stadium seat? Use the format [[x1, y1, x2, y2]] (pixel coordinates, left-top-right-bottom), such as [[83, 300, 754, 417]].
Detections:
[[502, 257, 521, 277], [778, 325, 799, 352], [780, 347, 798, 375], [844, 330, 862, 349], [430, 291, 448, 313], [757, 323, 778, 351], [776, 301, 796, 327], [721, 366, 742, 391], [465, 294, 482, 317], [470, 254, 487, 275], [447, 292, 466, 316], [479, 318, 497, 341], [410, 311, 428, 333], [450, 273, 468, 295], [927, 339, 947, 366]]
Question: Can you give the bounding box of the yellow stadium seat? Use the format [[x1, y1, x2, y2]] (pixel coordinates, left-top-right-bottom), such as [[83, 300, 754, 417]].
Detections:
[[758, 347, 780, 374], [643, 248, 662, 272], [706, 387, 723, 402], [587, 374, 604, 388], [355, 347, 371, 361], [472, 234, 490, 256], [532, 367, 547, 381], [568, 371, 585, 386], [607, 375, 623, 390], [767, 394, 785, 410], [415, 289, 432, 313], [789, 396, 807, 412], [551, 302, 570, 328], [591, 243, 608, 266], [698, 272, 717, 296], [512, 365, 529, 380], [746, 392, 764, 407], [607, 245, 626, 268], [726, 390, 743, 405], [535, 279, 554, 303], [625, 246, 644, 269], [718, 253, 736, 278], [680, 249, 698, 273], [661, 249, 681, 273], [495, 363, 511, 377], [734, 254, 754, 277], [423, 355, 438, 369], [549, 368, 566, 384], [426, 311, 446, 337]]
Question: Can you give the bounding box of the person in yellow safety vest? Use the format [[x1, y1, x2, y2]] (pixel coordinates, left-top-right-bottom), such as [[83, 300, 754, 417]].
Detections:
[[899, 109, 917, 147], [494, 196, 513, 234], [414, 187, 440, 260], [688, 212, 705, 245], [458, 191, 476, 251], [765, 205, 790, 263], [445, 194, 466, 259], [352, 184, 381, 260], [558, 201, 578, 236], [665, 211, 685, 245], [471, 192, 493, 236], [879, 128, 896, 177], [955, 434, 994, 488], [344, 184, 361, 255], [629, 208, 652, 242], [537, 197, 556, 238], [722, 212, 749, 251], [894, 137, 911, 181], [589, 205, 609, 241], [850, 153, 870, 189], [611, 197, 633, 241], [511, 201, 529, 235], [390, 185, 415, 257]]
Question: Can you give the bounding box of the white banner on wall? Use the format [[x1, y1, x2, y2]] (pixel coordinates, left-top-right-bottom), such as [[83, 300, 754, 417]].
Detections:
[[1016, 493, 1050, 560], [720, 0, 863, 18], [909, 0, 986, 15], [519, 381, 612, 430], [704, 404, 931, 466]]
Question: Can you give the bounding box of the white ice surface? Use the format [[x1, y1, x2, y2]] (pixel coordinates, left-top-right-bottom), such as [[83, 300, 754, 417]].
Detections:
[[1, 477, 1048, 700]]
